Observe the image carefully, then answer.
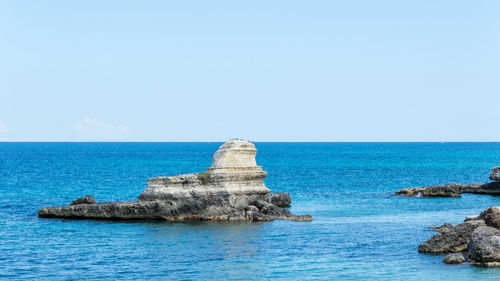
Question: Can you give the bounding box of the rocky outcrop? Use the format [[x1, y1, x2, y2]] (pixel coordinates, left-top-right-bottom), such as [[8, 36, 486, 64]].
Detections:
[[395, 183, 500, 198], [70, 195, 95, 206], [38, 140, 312, 222], [428, 223, 453, 232], [477, 207, 500, 229], [418, 220, 486, 253], [466, 182, 500, 195], [468, 226, 500, 265], [491, 167, 500, 181], [396, 166, 500, 198], [419, 206, 500, 267], [443, 253, 465, 264], [270, 192, 292, 207], [396, 184, 462, 197]]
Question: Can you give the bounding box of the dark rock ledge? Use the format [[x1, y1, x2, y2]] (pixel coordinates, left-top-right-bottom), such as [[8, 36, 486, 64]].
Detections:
[[419, 207, 500, 267], [38, 140, 312, 222], [395, 166, 500, 198]]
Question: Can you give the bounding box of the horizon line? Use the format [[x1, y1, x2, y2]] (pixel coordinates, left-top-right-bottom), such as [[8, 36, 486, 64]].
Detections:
[[1, 141, 500, 143]]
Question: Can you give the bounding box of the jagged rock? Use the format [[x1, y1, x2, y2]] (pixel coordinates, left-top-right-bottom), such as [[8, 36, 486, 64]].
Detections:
[[395, 187, 422, 196], [469, 182, 500, 195], [443, 253, 465, 264], [461, 184, 482, 193], [478, 207, 500, 229], [396, 184, 462, 197], [395, 182, 500, 198], [491, 167, 500, 181], [465, 215, 480, 222], [270, 192, 292, 207], [468, 226, 500, 264], [394, 166, 500, 198], [418, 220, 486, 253], [138, 140, 270, 201], [70, 195, 95, 205], [428, 223, 453, 232], [419, 206, 500, 267], [38, 140, 312, 222]]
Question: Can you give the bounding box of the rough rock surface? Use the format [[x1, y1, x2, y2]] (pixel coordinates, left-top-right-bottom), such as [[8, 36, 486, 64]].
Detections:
[[491, 166, 500, 181], [468, 226, 500, 264], [419, 206, 500, 267], [467, 182, 500, 195], [477, 207, 500, 229], [396, 183, 500, 197], [443, 253, 465, 264], [70, 195, 95, 206], [396, 184, 462, 197], [428, 223, 453, 232], [270, 192, 292, 207], [38, 140, 312, 222], [418, 220, 486, 253]]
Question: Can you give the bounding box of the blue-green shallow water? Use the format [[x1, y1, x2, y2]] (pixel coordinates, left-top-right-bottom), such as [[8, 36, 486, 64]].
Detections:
[[2, 142, 500, 280]]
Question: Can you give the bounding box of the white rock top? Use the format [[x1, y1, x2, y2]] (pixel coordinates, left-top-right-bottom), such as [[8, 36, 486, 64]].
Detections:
[[207, 140, 263, 173], [138, 140, 270, 201]]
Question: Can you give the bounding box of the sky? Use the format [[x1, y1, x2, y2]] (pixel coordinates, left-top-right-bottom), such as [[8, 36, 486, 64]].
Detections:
[[0, 0, 499, 142]]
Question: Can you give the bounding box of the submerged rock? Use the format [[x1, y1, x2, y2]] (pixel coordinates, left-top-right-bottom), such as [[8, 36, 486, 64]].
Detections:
[[38, 140, 311, 222], [443, 253, 465, 264]]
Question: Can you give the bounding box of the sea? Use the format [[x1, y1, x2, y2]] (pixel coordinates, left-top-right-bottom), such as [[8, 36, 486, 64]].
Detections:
[[1, 142, 500, 280]]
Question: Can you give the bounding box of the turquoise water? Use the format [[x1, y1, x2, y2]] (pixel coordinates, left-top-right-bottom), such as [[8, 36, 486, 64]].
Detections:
[[2, 142, 500, 280]]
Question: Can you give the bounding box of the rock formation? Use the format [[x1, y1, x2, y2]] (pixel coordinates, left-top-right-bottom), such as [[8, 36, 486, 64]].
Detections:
[[468, 226, 500, 266], [70, 195, 95, 206], [38, 140, 312, 222], [491, 166, 500, 181], [443, 253, 465, 264], [396, 184, 463, 197], [395, 167, 500, 197], [419, 207, 500, 267], [418, 220, 486, 253]]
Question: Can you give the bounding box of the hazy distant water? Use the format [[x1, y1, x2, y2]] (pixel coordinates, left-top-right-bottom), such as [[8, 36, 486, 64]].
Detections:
[[2, 142, 500, 280]]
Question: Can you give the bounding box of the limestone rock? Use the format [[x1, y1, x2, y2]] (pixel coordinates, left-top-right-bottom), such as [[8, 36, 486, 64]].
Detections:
[[443, 253, 465, 264], [38, 140, 311, 222], [395, 166, 500, 198], [418, 220, 486, 253], [478, 207, 500, 229], [270, 192, 292, 207], [208, 140, 260, 171], [465, 215, 480, 222], [139, 140, 270, 201], [395, 183, 500, 198], [468, 182, 500, 195], [468, 226, 500, 263], [428, 223, 453, 232], [460, 184, 482, 193], [491, 166, 500, 181], [396, 184, 462, 197], [70, 195, 95, 206]]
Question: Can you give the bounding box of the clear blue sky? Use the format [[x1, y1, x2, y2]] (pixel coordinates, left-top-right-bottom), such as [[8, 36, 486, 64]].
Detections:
[[1, 0, 499, 141]]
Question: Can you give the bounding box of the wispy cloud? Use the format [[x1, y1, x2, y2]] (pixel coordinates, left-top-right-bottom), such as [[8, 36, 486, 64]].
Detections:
[[0, 123, 8, 135], [76, 117, 130, 141]]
